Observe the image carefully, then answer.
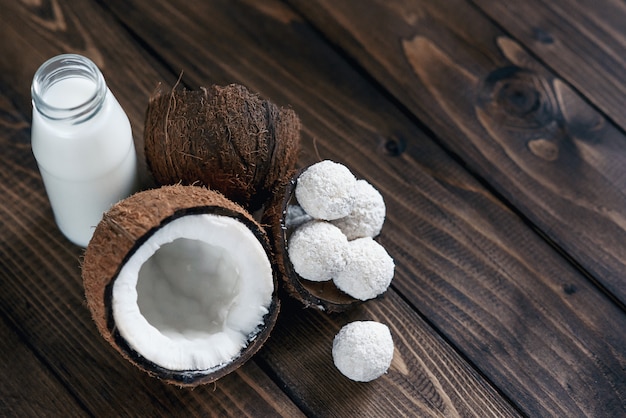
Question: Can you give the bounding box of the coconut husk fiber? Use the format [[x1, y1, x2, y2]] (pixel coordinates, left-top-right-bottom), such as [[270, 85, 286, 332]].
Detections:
[[144, 83, 301, 211]]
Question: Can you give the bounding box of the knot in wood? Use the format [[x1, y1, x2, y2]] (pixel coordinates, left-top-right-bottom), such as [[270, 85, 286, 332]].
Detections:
[[532, 27, 555, 45], [478, 66, 555, 130], [379, 135, 406, 157], [528, 138, 559, 161]]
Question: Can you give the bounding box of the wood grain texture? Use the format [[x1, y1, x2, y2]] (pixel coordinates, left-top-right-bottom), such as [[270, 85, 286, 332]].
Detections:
[[1, 0, 625, 417], [0, 315, 87, 417], [258, 295, 521, 417], [103, 1, 626, 416], [471, 0, 626, 131], [0, 0, 522, 417], [287, 0, 626, 308]]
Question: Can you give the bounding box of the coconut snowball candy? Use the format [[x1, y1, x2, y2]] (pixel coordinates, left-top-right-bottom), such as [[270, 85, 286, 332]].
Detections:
[[332, 321, 394, 382], [82, 185, 279, 386], [295, 160, 357, 220], [333, 237, 395, 301], [287, 220, 348, 282], [332, 179, 386, 240]]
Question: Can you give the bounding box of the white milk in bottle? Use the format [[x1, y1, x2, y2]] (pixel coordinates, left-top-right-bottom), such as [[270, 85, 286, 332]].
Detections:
[[31, 54, 139, 247]]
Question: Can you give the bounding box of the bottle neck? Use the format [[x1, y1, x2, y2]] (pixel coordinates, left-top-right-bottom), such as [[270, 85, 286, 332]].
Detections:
[[31, 54, 106, 124]]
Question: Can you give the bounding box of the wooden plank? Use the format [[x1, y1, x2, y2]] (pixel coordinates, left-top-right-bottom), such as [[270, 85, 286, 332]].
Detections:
[[0, 4, 305, 417], [0, 316, 87, 417], [287, 0, 626, 308], [258, 294, 521, 417], [471, 0, 626, 131], [102, 1, 626, 417], [0, 1, 523, 417]]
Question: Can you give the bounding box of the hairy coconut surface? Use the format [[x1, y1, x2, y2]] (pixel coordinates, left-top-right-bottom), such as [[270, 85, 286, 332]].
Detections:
[[263, 171, 361, 313], [82, 185, 279, 386], [144, 84, 301, 211]]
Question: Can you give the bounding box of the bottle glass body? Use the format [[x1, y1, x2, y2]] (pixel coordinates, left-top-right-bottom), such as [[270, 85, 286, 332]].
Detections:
[[31, 54, 138, 247]]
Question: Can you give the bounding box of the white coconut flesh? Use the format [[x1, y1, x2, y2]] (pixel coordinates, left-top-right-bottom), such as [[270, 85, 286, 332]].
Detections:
[[112, 214, 274, 372]]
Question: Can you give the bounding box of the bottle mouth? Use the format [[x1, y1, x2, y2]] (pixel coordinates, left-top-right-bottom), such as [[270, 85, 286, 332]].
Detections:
[[31, 54, 106, 124]]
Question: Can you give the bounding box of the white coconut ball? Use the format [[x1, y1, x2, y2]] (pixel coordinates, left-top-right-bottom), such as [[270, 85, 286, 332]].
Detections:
[[332, 321, 394, 382], [332, 179, 386, 240], [333, 237, 394, 301], [288, 220, 348, 282], [295, 160, 357, 220]]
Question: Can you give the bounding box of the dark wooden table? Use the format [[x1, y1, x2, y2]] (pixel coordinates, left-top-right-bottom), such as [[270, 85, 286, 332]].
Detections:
[[1, 1, 625, 417]]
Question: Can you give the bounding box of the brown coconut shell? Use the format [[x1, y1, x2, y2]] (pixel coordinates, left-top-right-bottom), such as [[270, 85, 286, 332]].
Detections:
[[263, 169, 362, 313], [82, 184, 280, 386], [144, 83, 301, 211]]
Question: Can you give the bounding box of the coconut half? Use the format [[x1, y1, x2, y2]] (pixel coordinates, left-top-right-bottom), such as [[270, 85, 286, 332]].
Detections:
[[82, 185, 279, 386], [263, 171, 361, 313]]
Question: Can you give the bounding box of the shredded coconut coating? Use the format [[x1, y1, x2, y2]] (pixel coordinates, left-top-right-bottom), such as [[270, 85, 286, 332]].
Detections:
[[295, 160, 357, 220], [332, 180, 385, 240], [333, 237, 394, 301], [332, 321, 394, 382], [288, 221, 348, 282]]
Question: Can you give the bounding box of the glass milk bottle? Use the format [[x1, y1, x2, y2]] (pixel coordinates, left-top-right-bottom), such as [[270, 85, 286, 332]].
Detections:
[[31, 54, 139, 247]]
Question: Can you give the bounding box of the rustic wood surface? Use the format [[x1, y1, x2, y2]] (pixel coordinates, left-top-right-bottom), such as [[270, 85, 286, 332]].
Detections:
[[0, 0, 624, 417]]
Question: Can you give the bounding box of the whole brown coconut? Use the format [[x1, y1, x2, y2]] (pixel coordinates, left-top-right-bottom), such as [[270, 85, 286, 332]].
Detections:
[[82, 185, 279, 386], [263, 171, 362, 313], [144, 84, 301, 211]]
